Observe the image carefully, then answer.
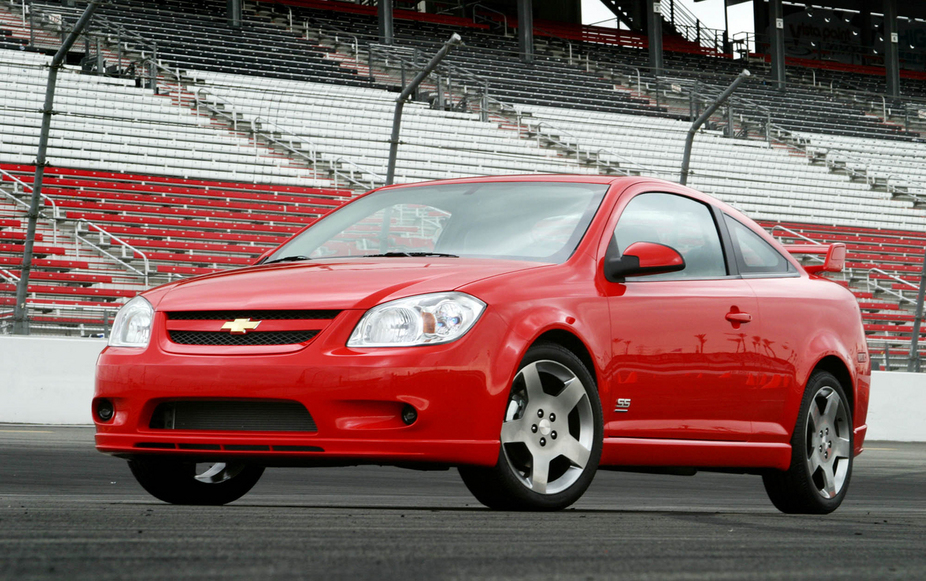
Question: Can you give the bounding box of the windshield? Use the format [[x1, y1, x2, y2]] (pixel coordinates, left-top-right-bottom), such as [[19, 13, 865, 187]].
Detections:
[[265, 181, 609, 264]]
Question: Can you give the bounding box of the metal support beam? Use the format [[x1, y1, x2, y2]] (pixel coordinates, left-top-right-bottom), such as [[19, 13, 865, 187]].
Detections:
[[517, 0, 533, 63], [680, 70, 750, 186], [769, 0, 785, 89], [13, 1, 102, 335], [227, 0, 242, 29], [378, 0, 393, 45], [386, 34, 462, 185], [646, 0, 663, 74], [883, 0, 900, 97], [908, 250, 926, 373]]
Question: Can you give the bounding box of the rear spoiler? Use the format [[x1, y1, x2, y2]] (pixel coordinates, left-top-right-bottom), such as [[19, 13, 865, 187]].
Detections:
[[783, 243, 846, 274]]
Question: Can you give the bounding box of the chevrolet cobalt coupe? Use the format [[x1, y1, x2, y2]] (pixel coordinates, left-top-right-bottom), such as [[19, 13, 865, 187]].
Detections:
[[95, 176, 870, 513]]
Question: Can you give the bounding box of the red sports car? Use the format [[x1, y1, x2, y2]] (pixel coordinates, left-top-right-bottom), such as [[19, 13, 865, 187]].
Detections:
[[94, 175, 870, 513]]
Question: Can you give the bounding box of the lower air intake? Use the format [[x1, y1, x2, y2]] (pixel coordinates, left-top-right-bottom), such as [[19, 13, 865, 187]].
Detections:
[[150, 400, 317, 432]]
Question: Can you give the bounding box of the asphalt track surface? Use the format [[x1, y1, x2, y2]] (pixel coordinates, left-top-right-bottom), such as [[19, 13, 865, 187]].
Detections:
[[1, 427, 924, 580]]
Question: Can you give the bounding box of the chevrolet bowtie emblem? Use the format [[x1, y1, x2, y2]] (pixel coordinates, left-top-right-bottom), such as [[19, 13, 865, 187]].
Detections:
[[221, 318, 261, 334]]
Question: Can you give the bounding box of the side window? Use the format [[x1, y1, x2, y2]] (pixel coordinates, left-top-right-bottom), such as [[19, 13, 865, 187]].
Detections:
[[723, 214, 795, 275], [613, 193, 726, 280]]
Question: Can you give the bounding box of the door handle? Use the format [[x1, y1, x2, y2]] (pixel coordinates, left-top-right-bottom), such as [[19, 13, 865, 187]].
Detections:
[[725, 312, 753, 324]]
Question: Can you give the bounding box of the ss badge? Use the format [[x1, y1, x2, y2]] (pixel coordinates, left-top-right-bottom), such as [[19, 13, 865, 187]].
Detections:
[[614, 398, 631, 413]]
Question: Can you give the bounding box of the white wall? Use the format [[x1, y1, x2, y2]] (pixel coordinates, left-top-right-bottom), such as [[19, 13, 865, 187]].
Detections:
[[0, 337, 924, 440], [866, 370, 926, 442], [0, 335, 105, 425]]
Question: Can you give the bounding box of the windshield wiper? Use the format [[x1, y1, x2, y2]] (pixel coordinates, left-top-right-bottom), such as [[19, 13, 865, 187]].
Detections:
[[262, 255, 311, 265], [362, 252, 459, 258]]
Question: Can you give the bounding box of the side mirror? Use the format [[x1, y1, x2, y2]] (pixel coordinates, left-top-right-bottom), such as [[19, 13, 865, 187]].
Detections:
[[605, 242, 686, 282]]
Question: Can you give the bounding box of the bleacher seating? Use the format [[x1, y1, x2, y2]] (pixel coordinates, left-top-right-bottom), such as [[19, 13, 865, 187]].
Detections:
[[0, 0, 921, 365], [769, 221, 925, 370]]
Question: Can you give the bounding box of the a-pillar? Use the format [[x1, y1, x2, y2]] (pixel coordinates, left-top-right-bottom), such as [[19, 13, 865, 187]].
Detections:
[[646, 0, 663, 74], [769, 0, 785, 89], [883, 0, 900, 97], [518, 0, 534, 62], [379, 0, 394, 45]]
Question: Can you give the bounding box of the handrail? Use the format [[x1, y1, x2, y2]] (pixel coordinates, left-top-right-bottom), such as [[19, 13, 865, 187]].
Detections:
[[771, 225, 821, 245], [800, 142, 926, 206], [330, 157, 384, 190], [866, 267, 919, 306], [187, 65, 390, 189], [315, 22, 361, 60], [525, 119, 664, 177], [660, 0, 726, 53], [75, 219, 149, 286], [0, 168, 58, 243], [472, 4, 507, 36], [0, 268, 20, 283], [32, 2, 156, 53]]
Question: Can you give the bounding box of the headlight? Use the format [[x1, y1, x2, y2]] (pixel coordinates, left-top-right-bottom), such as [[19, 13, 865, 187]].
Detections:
[[109, 296, 154, 348], [348, 292, 485, 347]]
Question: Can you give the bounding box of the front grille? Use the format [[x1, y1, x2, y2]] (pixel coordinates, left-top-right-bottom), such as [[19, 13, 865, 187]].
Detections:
[[169, 330, 318, 346], [167, 310, 339, 321], [150, 400, 317, 432]]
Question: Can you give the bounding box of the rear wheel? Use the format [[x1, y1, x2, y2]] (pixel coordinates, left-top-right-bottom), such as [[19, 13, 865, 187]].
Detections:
[[763, 371, 853, 514], [128, 457, 264, 505], [459, 343, 603, 510]]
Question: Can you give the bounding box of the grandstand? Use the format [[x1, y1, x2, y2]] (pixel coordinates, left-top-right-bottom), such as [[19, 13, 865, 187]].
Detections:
[[0, 0, 923, 369]]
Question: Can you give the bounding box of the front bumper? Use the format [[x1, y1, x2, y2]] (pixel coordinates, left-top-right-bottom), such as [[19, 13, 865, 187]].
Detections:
[[94, 310, 515, 467]]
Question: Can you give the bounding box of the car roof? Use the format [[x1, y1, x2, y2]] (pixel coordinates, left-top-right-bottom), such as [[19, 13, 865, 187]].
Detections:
[[376, 174, 640, 188]]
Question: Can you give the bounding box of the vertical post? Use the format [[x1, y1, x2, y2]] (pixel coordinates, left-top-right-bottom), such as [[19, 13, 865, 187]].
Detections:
[[227, 0, 242, 29], [883, 0, 900, 98], [95, 38, 104, 73], [770, 0, 786, 89], [13, 1, 101, 335], [517, 0, 533, 63], [386, 34, 462, 185], [647, 0, 663, 75], [436, 74, 443, 109], [907, 250, 926, 372], [378, 0, 393, 45]]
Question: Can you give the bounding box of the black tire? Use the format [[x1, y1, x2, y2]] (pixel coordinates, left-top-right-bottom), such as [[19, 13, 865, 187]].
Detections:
[[763, 371, 854, 514], [459, 342, 603, 511], [128, 457, 264, 505]]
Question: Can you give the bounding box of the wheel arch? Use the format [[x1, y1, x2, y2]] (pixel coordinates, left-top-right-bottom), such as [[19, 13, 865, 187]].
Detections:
[[532, 329, 598, 388], [810, 355, 854, 415]]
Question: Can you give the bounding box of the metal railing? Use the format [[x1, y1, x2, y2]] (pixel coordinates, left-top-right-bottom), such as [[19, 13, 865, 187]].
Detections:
[[0, 268, 21, 283], [660, 0, 726, 53], [330, 157, 384, 190], [472, 4, 507, 36], [75, 220, 149, 286], [0, 168, 58, 244], [866, 268, 920, 305]]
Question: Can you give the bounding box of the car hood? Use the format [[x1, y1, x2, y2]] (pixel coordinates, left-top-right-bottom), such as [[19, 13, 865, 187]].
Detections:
[[152, 258, 546, 312]]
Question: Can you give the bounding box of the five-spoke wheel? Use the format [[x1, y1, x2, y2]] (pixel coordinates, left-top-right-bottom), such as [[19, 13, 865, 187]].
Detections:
[[763, 371, 854, 514], [460, 342, 602, 510]]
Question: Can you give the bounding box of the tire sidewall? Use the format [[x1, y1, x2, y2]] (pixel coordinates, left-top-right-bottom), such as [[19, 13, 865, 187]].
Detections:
[[495, 342, 604, 510], [790, 371, 854, 513]]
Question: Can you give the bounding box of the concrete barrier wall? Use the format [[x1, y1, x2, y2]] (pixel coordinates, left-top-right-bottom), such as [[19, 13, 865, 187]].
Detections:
[[1, 336, 924, 440], [1, 336, 106, 425]]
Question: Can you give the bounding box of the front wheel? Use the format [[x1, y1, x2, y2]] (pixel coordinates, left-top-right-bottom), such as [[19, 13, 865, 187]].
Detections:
[[763, 371, 854, 514], [128, 457, 264, 505], [459, 343, 603, 510]]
